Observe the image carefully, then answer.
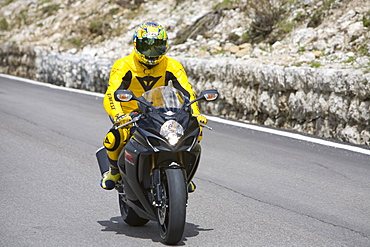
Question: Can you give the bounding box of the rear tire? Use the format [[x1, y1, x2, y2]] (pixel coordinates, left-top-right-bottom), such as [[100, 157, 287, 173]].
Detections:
[[119, 190, 149, 226], [157, 168, 187, 245]]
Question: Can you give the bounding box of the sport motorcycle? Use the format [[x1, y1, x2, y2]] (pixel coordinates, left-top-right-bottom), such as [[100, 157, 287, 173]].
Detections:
[[96, 85, 218, 245]]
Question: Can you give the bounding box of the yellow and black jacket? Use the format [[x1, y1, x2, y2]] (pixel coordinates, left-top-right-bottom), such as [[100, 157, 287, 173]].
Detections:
[[103, 51, 200, 119]]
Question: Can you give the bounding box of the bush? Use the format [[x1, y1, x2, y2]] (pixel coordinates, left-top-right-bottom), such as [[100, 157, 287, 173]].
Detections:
[[244, 0, 288, 44], [40, 4, 60, 16], [0, 18, 9, 31], [307, 0, 335, 28], [361, 12, 370, 28], [89, 21, 111, 35]]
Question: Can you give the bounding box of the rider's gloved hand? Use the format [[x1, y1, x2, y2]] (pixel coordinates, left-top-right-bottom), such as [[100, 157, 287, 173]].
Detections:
[[114, 114, 132, 127], [193, 114, 208, 125]]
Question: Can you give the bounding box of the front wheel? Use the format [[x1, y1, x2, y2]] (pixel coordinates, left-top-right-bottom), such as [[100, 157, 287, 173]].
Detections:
[[157, 168, 187, 245]]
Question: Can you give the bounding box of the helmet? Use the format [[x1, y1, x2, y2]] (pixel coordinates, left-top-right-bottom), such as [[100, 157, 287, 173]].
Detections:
[[133, 22, 169, 66]]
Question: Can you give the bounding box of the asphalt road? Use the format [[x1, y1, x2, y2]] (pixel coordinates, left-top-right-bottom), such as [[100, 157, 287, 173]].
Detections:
[[1, 75, 369, 247]]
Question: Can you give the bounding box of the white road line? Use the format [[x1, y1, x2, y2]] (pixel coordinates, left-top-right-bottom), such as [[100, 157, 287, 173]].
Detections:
[[205, 116, 370, 156], [0, 73, 104, 98], [2, 73, 369, 156]]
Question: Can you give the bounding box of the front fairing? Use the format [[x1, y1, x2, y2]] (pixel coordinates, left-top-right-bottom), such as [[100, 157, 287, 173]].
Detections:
[[133, 86, 200, 152], [134, 116, 200, 152]]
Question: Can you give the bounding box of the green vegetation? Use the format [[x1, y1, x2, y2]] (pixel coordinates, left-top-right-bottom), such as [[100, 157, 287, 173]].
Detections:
[[364, 66, 370, 74], [214, 0, 238, 9], [307, 0, 335, 28], [69, 37, 83, 46], [361, 12, 370, 28], [39, 4, 60, 17], [358, 45, 369, 56], [60, 37, 85, 49], [109, 8, 119, 14], [227, 33, 240, 43], [0, 0, 14, 7], [307, 11, 322, 28], [294, 11, 305, 22], [40, 0, 52, 4], [15, 8, 29, 27], [244, 0, 288, 44], [89, 20, 111, 35], [0, 18, 9, 31], [310, 61, 322, 68], [292, 61, 305, 67], [298, 46, 306, 52], [292, 60, 325, 69], [344, 57, 355, 63], [270, 18, 294, 43]]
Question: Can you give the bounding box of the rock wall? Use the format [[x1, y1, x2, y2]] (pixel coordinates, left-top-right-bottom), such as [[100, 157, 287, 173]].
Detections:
[[179, 58, 370, 145], [0, 43, 37, 79], [1, 44, 369, 145], [36, 52, 112, 93]]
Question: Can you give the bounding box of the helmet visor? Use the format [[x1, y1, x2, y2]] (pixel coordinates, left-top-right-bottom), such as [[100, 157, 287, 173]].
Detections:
[[136, 38, 167, 57]]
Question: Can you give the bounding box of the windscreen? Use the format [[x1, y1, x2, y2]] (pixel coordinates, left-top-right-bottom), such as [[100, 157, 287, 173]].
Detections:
[[142, 86, 185, 113]]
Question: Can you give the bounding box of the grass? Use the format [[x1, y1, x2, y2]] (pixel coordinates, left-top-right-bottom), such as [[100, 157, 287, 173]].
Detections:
[[292, 61, 305, 67], [310, 61, 322, 68], [69, 37, 83, 46], [60, 37, 85, 49], [344, 57, 355, 63], [358, 45, 369, 56], [298, 46, 306, 52], [109, 8, 119, 14]]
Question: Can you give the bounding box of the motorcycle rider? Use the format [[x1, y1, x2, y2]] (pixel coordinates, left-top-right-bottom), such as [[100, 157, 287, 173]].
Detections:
[[100, 21, 207, 192]]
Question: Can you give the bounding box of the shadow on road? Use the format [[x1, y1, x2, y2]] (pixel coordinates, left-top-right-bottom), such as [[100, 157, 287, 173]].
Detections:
[[97, 216, 213, 245]]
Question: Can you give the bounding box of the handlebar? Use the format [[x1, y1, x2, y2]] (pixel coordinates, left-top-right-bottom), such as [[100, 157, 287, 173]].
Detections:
[[114, 115, 213, 131], [200, 123, 213, 130], [114, 115, 142, 130]]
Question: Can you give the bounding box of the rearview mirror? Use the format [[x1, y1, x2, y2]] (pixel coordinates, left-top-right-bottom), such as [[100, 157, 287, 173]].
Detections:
[[114, 90, 135, 102], [186, 89, 219, 107], [200, 89, 218, 101]]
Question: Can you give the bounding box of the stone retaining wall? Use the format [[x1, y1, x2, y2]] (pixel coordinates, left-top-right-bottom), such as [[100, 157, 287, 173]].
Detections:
[[36, 52, 112, 93], [0, 43, 37, 79], [179, 58, 370, 145], [1, 44, 369, 145]]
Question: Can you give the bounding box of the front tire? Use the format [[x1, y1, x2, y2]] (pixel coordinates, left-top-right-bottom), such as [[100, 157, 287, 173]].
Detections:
[[157, 168, 187, 245]]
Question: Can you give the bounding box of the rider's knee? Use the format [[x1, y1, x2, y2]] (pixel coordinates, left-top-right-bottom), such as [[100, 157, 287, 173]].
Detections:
[[103, 128, 129, 161]]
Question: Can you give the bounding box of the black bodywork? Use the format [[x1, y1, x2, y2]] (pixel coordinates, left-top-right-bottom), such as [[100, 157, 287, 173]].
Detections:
[[117, 106, 201, 221]]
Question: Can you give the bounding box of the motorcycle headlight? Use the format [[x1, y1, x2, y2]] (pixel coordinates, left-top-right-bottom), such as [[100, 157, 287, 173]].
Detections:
[[160, 120, 184, 146]]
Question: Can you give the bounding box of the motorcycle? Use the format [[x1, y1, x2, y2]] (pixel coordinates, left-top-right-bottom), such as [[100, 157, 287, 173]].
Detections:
[[96, 86, 218, 245]]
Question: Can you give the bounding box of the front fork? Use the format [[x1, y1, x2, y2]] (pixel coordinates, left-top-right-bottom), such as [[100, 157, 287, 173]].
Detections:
[[151, 163, 186, 208], [152, 168, 162, 207]]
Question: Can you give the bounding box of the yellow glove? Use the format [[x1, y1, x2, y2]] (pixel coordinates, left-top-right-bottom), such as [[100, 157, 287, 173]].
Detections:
[[114, 114, 132, 127], [194, 114, 208, 125]]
